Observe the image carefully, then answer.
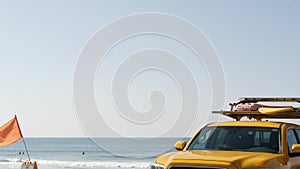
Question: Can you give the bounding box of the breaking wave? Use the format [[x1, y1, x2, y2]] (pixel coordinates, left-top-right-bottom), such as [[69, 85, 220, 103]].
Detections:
[[0, 158, 151, 168]]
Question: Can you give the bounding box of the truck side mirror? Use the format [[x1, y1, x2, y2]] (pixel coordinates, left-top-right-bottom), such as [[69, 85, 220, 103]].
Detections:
[[292, 144, 300, 153], [174, 141, 186, 151]]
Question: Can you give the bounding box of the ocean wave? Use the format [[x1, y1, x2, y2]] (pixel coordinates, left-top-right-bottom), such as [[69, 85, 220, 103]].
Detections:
[[0, 159, 151, 168], [39, 160, 150, 168], [0, 158, 23, 163]]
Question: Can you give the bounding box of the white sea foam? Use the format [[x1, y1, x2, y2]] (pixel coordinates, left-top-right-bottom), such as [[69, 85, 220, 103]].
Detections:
[[0, 158, 151, 169], [0, 158, 23, 164], [40, 160, 151, 168]]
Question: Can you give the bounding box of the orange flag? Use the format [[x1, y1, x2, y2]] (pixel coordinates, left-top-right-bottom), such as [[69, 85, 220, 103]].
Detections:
[[0, 116, 23, 146]]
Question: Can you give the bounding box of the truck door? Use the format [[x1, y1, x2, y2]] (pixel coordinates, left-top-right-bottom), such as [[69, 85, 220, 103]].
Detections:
[[287, 129, 300, 169]]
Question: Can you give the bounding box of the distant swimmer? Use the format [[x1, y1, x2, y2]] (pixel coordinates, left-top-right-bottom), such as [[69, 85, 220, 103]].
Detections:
[[82, 152, 85, 155], [19, 152, 21, 155]]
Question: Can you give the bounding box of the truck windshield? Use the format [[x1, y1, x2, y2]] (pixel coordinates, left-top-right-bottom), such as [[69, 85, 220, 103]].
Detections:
[[188, 126, 280, 154]]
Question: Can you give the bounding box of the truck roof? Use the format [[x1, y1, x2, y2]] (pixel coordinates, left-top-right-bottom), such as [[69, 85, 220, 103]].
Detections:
[[207, 121, 284, 128]]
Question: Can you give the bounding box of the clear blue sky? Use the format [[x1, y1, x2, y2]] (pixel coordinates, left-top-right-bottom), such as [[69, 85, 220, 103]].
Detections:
[[0, 1, 299, 137]]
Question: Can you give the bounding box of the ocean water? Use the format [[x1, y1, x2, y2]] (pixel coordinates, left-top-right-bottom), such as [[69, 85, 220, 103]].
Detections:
[[0, 138, 187, 169]]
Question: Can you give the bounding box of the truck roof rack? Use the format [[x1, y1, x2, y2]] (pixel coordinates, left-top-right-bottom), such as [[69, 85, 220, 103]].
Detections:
[[212, 110, 300, 121], [214, 97, 300, 121], [238, 97, 300, 103]]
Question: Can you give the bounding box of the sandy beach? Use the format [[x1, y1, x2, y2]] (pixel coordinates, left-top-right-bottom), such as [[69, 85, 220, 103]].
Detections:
[[0, 164, 60, 169]]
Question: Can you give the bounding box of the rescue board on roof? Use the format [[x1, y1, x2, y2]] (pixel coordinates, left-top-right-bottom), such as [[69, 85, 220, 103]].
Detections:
[[213, 97, 300, 121]]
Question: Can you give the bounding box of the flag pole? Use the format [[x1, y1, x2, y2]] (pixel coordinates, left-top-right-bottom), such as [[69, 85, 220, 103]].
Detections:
[[21, 137, 31, 161], [15, 115, 31, 161]]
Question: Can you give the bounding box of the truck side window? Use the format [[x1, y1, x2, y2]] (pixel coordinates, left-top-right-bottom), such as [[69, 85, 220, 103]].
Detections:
[[288, 129, 298, 156], [295, 129, 300, 142]]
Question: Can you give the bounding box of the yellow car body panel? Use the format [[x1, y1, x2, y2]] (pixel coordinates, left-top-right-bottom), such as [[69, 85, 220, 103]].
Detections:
[[152, 121, 300, 169], [156, 150, 284, 168], [207, 121, 282, 128]]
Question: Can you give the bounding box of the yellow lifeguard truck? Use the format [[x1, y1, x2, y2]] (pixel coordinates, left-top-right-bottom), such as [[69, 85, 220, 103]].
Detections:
[[150, 98, 300, 169]]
